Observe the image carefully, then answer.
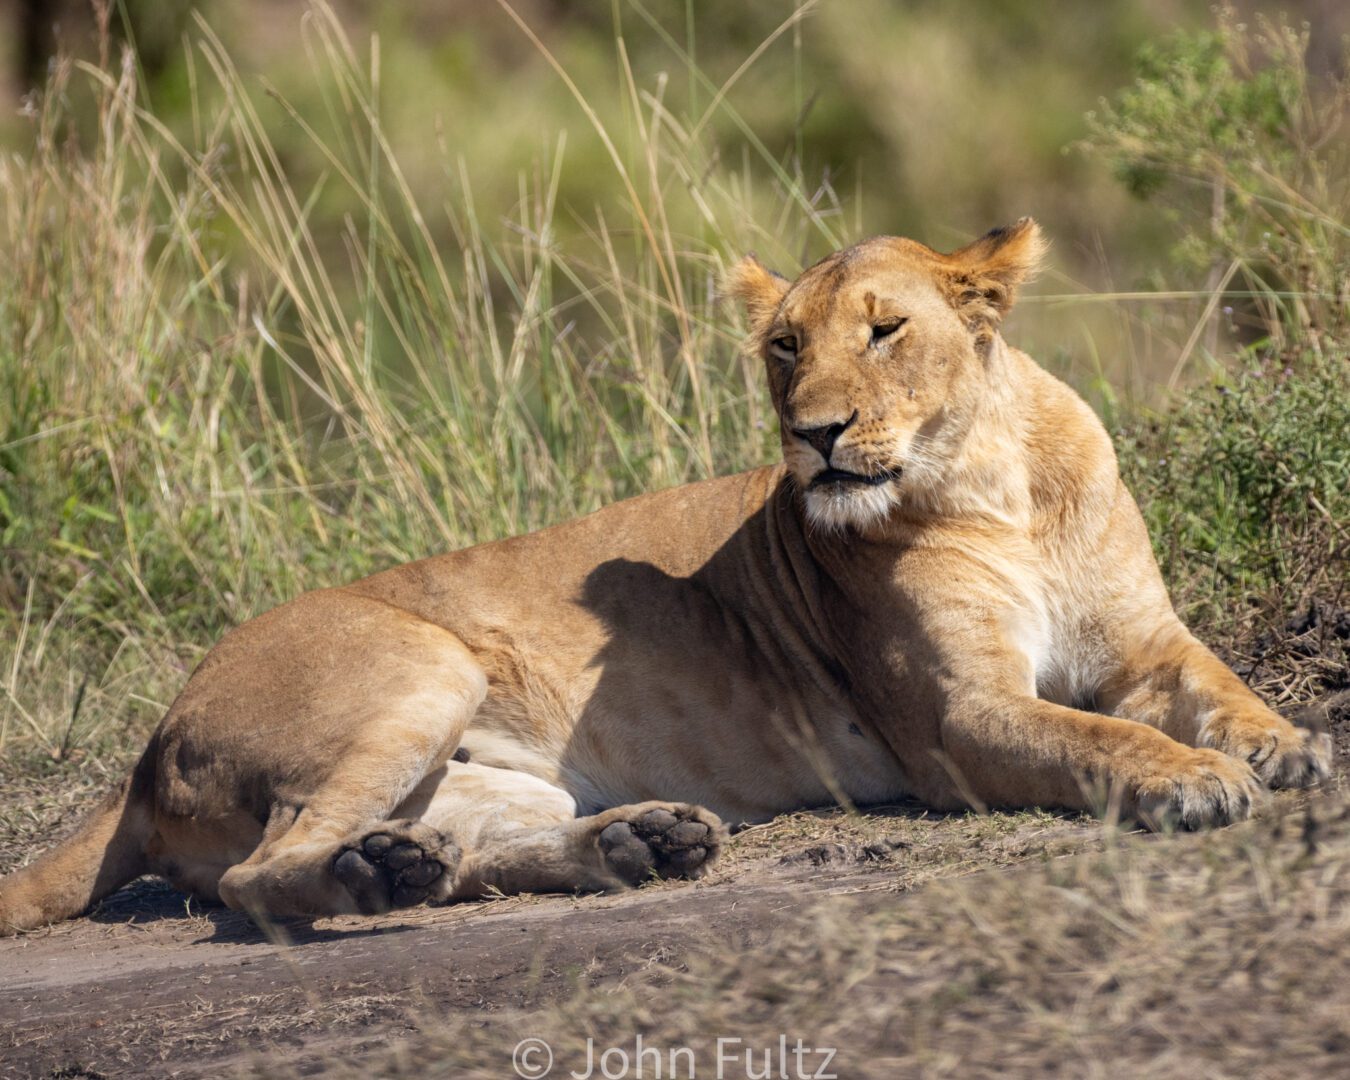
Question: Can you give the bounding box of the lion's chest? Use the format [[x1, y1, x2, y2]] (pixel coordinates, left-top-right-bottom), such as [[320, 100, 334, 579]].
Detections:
[[1005, 563, 1109, 710]]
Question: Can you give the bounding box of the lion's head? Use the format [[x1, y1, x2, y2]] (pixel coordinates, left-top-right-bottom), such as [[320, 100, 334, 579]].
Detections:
[[727, 219, 1046, 532]]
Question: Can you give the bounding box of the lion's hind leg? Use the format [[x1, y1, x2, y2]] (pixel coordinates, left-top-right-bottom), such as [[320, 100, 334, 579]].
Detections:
[[211, 609, 488, 920], [218, 790, 468, 920], [459, 799, 725, 895], [216, 738, 477, 919], [406, 761, 726, 899]]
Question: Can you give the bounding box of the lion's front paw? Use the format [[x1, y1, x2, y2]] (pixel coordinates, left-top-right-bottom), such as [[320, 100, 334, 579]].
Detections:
[[1133, 748, 1262, 830], [332, 819, 460, 914], [1201, 711, 1332, 789], [594, 802, 725, 885]]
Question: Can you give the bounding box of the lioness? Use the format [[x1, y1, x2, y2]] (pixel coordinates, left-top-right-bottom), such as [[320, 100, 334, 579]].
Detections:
[[0, 220, 1330, 934]]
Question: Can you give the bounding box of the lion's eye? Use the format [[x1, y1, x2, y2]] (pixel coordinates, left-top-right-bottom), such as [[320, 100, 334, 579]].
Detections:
[[871, 318, 908, 344], [769, 335, 798, 357]]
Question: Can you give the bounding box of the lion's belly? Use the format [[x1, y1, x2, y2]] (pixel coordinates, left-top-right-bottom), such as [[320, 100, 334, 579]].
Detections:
[[462, 667, 909, 825], [345, 467, 913, 822]]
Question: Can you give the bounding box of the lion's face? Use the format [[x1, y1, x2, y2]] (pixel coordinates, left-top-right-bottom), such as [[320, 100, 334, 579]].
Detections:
[[728, 220, 1046, 532]]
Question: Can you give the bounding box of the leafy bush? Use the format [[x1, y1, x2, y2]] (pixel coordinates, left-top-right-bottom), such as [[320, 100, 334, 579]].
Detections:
[[1084, 6, 1348, 358], [1118, 354, 1348, 627], [1093, 11, 1348, 631]]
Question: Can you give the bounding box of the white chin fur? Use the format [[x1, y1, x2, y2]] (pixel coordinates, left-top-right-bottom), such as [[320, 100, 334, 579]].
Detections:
[[803, 481, 900, 534]]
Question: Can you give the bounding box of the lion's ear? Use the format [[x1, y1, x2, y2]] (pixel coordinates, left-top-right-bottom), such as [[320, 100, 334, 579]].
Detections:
[[944, 218, 1047, 327], [724, 254, 790, 328]]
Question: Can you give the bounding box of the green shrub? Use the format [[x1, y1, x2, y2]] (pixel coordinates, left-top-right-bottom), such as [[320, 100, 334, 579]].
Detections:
[[1086, 12, 1348, 634], [1084, 7, 1348, 360], [1118, 352, 1348, 628]]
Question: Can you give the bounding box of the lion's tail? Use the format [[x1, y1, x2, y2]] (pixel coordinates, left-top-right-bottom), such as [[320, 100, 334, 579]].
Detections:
[[0, 737, 158, 936]]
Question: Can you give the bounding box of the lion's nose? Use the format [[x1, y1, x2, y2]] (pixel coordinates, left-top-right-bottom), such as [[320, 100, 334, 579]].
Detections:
[[791, 411, 856, 461]]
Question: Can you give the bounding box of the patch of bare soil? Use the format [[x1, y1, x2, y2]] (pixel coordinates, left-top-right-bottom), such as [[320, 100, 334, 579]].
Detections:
[[0, 806, 1092, 1079]]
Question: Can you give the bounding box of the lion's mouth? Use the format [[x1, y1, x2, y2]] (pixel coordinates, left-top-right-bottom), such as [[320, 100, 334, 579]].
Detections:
[[810, 467, 900, 488]]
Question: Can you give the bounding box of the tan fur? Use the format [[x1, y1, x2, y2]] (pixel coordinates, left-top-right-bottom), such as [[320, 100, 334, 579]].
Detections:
[[0, 220, 1329, 934]]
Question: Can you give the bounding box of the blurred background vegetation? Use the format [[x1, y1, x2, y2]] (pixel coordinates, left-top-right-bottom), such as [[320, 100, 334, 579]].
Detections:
[[3, 0, 1345, 388], [0, 1, 1345, 771]]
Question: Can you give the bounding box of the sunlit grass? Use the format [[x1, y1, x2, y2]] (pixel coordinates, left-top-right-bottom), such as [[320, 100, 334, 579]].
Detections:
[[0, 3, 1343, 770], [0, 5, 796, 765]]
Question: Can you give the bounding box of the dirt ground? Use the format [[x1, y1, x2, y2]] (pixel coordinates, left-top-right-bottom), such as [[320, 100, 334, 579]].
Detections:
[[1, 802, 1099, 1078], [2, 604, 1346, 1079], [2, 788, 1346, 1080]]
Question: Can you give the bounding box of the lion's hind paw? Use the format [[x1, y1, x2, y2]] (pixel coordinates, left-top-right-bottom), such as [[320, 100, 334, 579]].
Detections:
[[596, 803, 724, 885], [333, 819, 460, 914]]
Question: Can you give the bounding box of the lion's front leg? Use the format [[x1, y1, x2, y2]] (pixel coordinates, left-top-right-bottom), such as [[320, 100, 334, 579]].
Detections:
[[931, 693, 1262, 830], [1098, 622, 1331, 789]]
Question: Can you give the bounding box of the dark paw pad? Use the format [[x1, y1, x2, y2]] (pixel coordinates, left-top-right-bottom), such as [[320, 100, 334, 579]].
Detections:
[[333, 824, 457, 914], [598, 805, 720, 885]]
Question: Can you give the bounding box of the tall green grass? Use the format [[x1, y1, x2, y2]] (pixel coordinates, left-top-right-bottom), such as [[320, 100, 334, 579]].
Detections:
[[0, 5, 1343, 771], [0, 6, 814, 764]]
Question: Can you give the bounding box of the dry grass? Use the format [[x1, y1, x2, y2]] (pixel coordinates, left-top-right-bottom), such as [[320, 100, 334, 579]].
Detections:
[[248, 790, 1350, 1080], [715, 802, 1094, 887], [0, 759, 128, 877]]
